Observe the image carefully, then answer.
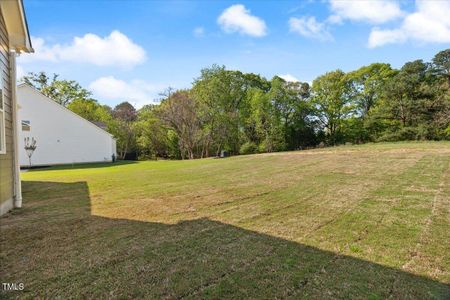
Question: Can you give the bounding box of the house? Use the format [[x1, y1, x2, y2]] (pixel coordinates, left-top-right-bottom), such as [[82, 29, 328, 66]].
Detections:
[[0, 0, 33, 216], [17, 84, 117, 167]]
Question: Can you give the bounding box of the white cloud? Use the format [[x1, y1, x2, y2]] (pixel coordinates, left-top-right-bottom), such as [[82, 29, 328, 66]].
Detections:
[[89, 76, 164, 108], [193, 27, 205, 37], [278, 74, 300, 82], [289, 17, 332, 41], [368, 0, 450, 48], [21, 37, 58, 62], [329, 0, 404, 24], [218, 4, 267, 37], [368, 28, 406, 48], [19, 31, 146, 68], [326, 14, 343, 25]]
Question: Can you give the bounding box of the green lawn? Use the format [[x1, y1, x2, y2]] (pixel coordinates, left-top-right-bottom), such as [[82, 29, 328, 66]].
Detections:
[[1, 142, 449, 299]]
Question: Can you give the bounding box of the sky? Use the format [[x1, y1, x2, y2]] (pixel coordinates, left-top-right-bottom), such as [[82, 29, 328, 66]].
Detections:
[[19, 0, 450, 108]]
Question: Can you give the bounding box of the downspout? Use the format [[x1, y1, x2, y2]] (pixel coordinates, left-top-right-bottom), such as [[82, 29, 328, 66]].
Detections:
[[10, 51, 22, 208]]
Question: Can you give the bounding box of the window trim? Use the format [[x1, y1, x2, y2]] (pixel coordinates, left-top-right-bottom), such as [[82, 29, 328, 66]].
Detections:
[[21, 120, 30, 131]]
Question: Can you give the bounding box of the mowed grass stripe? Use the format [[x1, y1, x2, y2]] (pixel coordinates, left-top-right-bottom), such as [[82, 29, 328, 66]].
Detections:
[[203, 150, 424, 241], [1, 142, 449, 299], [304, 155, 449, 289], [401, 161, 450, 282]]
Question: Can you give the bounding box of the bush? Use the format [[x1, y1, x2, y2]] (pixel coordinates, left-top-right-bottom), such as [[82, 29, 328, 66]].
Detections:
[[239, 142, 258, 155], [257, 137, 287, 153], [258, 141, 267, 153], [377, 127, 420, 142]]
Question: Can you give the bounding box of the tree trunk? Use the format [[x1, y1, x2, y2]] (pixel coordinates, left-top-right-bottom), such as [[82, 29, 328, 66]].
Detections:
[[204, 139, 210, 158], [216, 143, 222, 157], [122, 142, 129, 160]]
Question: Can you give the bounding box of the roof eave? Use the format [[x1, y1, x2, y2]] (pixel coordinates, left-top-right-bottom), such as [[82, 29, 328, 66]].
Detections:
[[1, 0, 34, 53]]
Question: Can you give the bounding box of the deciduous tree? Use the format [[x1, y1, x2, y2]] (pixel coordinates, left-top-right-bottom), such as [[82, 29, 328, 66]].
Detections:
[[23, 72, 92, 106], [311, 70, 354, 145]]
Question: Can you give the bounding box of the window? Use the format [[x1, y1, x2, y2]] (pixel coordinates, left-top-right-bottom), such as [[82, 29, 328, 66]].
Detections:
[[0, 71, 5, 154], [22, 120, 30, 131]]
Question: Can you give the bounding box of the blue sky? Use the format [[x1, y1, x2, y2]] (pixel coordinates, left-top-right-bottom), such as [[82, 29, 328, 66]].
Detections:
[[19, 0, 450, 108]]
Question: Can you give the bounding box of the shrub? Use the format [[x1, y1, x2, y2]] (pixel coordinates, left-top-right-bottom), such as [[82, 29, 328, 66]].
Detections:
[[377, 127, 420, 142], [239, 142, 258, 155]]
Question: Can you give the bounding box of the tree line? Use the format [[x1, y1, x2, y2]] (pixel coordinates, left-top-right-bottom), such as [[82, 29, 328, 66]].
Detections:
[[23, 49, 449, 160]]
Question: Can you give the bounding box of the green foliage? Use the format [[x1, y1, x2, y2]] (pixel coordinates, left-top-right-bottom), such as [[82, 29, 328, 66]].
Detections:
[[29, 48, 449, 160], [158, 90, 202, 159], [341, 117, 367, 144], [239, 141, 258, 155], [432, 49, 450, 80], [347, 63, 396, 118], [108, 118, 136, 159], [23, 72, 92, 106], [311, 70, 354, 145], [67, 99, 112, 123], [378, 127, 422, 142], [191, 65, 269, 156]]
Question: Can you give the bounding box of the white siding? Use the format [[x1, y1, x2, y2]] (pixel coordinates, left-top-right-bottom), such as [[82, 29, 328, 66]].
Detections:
[[17, 85, 116, 167]]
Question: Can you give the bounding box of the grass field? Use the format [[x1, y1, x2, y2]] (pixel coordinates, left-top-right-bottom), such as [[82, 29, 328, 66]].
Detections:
[[1, 142, 449, 299]]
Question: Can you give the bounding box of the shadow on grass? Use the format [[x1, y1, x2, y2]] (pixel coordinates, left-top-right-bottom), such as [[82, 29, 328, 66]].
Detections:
[[1, 181, 449, 299], [22, 160, 137, 172]]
